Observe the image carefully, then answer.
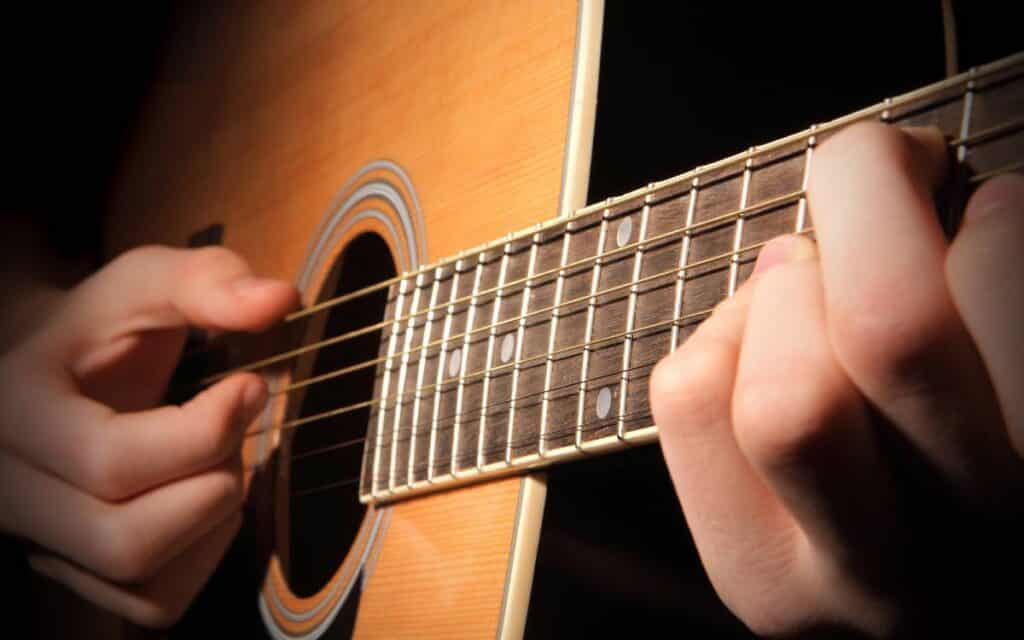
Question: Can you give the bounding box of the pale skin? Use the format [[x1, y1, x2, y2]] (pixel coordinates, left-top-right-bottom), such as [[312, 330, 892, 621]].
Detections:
[[0, 124, 1020, 634]]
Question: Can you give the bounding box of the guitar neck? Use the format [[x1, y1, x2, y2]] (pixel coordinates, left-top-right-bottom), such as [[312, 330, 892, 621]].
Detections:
[[358, 52, 1024, 504]]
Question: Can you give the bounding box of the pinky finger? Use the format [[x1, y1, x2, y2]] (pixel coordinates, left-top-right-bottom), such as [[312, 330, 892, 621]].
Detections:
[[28, 511, 242, 629], [946, 174, 1024, 457]]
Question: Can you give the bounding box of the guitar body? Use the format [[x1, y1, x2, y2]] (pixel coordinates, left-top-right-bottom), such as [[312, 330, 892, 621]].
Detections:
[[105, 2, 601, 638], [81, 2, 1020, 638]]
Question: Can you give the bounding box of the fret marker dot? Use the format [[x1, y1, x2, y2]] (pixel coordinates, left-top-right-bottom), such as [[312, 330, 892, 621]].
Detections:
[[448, 348, 462, 378], [616, 217, 632, 247], [501, 334, 515, 363], [596, 387, 613, 419]]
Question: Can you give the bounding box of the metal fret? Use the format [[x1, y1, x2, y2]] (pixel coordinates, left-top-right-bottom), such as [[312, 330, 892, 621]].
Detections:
[[372, 279, 409, 496], [388, 274, 424, 490], [506, 237, 540, 464], [575, 215, 610, 449], [538, 232, 573, 456], [616, 201, 651, 440], [729, 154, 754, 297], [796, 133, 815, 232], [428, 265, 460, 482], [408, 270, 442, 486], [957, 74, 976, 163], [671, 179, 700, 350], [451, 258, 485, 476], [478, 246, 511, 469]]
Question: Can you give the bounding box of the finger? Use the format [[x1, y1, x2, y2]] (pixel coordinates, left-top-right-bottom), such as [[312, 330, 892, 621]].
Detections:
[[42, 245, 298, 359], [651, 274, 803, 628], [733, 236, 899, 576], [0, 368, 264, 501], [809, 123, 1017, 495], [0, 449, 243, 584], [28, 510, 242, 629], [946, 173, 1024, 456]]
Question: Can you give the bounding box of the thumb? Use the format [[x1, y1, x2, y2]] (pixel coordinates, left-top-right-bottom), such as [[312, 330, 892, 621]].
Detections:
[[44, 246, 299, 357]]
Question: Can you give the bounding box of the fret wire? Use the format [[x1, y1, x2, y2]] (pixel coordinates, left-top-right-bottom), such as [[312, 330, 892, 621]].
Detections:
[[956, 74, 976, 164], [199, 191, 806, 388], [671, 179, 700, 351], [246, 228, 818, 440], [262, 190, 803, 401], [538, 232, 574, 457], [617, 201, 651, 440], [388, 274, 424, 490], [729, 155, 754, 297], [506, 238, 540, 464], [796, 134, 815, 232], [370, 280, 408, 495], [290, 355, 664, 474], [230, 53, 1021, 342], [477, 246, 512, 470], [428, 265, 460, 483], [195, 97, 1024, 392], [451, 257, 485, 476], [408, 269, 442, 483], [575, 214, 610, 449], [293, 399, 659, 487]]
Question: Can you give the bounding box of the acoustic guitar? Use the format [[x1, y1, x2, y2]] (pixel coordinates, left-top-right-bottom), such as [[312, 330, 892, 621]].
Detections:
[[41, 2, 1021, 638]]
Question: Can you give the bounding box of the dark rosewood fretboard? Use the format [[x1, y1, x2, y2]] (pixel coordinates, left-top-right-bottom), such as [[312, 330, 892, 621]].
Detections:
[[359, 52, 1024, 503]]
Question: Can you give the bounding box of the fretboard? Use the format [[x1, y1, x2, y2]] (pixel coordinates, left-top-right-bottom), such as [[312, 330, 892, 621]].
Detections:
[[360, 52, 1024, 504]]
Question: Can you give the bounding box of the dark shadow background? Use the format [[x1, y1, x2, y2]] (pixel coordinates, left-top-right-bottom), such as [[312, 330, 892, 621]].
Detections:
[[0, 1, 1019, 637]]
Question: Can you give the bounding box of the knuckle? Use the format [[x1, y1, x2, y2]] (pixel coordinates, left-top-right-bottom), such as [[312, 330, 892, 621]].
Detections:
[[80, 430, 133, 502], [90, 510, 154, 583], [650, 341, 735, 430], [110, 245, 173, 273], [181, 246, 248, 282], [733, 373, 844, 469], [193, 399, 243, 466], [828, 294, 951, 380]]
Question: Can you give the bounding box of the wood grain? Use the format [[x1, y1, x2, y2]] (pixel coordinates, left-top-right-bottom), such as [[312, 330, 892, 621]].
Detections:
[[103, 1, 587, 637]]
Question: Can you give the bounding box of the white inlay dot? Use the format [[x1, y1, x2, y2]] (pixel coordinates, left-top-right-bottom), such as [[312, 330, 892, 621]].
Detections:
[[616, 217, 633, 247], [448, 347, 462, 378], [500, 334, 515, 363], [596, 386, 613, 419]]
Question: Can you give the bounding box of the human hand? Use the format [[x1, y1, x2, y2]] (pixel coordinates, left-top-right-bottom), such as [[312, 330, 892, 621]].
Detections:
[[650, 124, 1023, 637], [0, 246, 298, 627]]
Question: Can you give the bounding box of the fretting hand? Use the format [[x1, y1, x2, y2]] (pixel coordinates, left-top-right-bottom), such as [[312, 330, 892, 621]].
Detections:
[[0, 246, 298, 627], [651, 124, 1024, 637]]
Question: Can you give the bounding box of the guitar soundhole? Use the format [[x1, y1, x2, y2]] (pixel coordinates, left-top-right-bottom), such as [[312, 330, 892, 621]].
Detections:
[[285, 233, 395, 597]]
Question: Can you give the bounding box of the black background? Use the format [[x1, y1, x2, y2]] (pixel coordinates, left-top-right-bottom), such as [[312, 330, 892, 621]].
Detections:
[[1, 1, 1019, 637]]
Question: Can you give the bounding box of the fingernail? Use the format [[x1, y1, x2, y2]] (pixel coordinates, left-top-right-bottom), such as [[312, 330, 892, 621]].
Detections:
[[752, 235, 817, 276], [233, 277, 284, 297]]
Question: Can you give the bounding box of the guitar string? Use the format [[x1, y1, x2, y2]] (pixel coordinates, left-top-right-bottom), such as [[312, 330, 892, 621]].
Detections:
[[197, 189, 805, 387], [277, 349, 662, 469], [249, 152, 1024, 491], [250, 299, 716, 439], [236, 141, 1024, 446], [240, 230, 778, 441], [270, 224, 794, 398], [249, 62, 1024, 497], [274, 358, 660, 481], [193, 114, 1024, 389], [270, 66, 1022, 327], [290, 406, 658, 498]]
